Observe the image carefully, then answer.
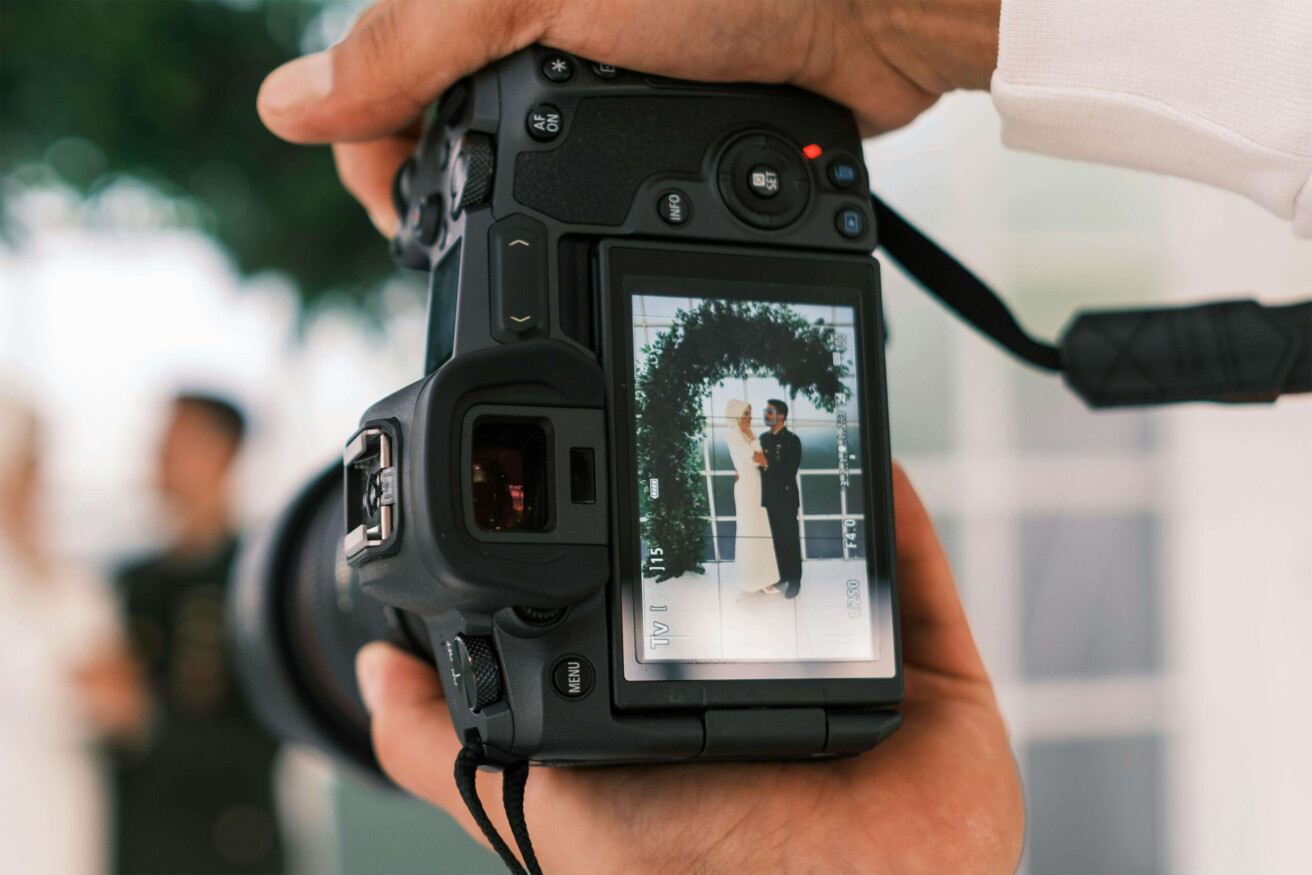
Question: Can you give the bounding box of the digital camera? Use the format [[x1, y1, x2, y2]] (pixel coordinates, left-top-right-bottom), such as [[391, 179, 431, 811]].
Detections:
[[235, 46, 903, 772]]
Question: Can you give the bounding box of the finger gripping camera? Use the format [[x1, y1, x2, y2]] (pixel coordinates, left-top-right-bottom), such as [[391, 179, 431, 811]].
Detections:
[[236, 47, 903, 773]]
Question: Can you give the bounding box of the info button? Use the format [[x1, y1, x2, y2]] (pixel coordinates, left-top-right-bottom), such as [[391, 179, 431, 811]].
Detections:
[[657, 190, 691, 226], [550, 655, 596, 700]]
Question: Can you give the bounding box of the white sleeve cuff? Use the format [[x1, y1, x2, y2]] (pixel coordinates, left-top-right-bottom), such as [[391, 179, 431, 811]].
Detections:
[[991, 0, 1312, 237]]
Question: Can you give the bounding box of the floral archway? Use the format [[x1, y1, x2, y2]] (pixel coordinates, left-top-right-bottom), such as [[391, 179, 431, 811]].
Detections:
[[635, 300, 850, 581]]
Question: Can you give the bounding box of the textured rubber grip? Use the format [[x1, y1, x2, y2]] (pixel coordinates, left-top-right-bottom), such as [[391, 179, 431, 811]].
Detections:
[[1060, 300, 1312, 407]]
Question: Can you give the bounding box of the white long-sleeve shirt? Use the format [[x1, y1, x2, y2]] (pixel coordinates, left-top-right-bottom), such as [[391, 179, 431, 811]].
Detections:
[[992, 0, 1312, 237]]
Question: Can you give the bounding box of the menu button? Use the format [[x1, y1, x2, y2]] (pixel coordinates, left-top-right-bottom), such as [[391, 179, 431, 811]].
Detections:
[[551, 655, 595, 700]]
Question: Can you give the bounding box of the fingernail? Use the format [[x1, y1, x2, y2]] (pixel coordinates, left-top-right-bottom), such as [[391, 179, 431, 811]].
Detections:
[[260, 51, 334, 115], [369, 208, 399, 238], [356, 643, 386, 714]]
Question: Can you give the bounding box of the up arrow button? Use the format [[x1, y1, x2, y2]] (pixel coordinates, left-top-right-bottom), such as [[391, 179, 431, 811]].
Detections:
[[489, 215, 549, 342]]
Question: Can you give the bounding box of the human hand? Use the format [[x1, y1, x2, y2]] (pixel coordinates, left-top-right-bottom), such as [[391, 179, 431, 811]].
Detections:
[[72, 647, 151, 744], [355, 463, 1024, 873], [753, 450, 769, 467], [257, 0, 1000, 234]]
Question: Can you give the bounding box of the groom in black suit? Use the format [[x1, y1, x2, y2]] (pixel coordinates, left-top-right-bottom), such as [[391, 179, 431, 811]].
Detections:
[[760, 399, 803, 599]]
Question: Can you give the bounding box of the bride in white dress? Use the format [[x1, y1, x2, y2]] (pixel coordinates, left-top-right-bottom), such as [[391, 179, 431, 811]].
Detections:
[[723, 399, 780, 593], [0, 393, 144, 875]]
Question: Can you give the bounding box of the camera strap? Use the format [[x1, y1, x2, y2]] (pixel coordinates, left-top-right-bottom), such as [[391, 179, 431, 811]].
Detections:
[[454, 747, 542, 875], [868, 192, 1312, 408]]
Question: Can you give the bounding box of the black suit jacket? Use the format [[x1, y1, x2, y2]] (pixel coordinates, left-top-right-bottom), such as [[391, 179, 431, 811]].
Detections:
[[114, 538, 285, 875], [759, 427, 801, 511]]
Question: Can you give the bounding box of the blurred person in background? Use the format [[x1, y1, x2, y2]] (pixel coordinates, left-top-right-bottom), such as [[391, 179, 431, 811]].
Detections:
[[113, 393, 285, 875], [0, 390, 148, 875]]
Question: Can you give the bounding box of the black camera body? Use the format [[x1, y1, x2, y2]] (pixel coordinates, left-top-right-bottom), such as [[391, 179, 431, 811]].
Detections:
[[238, 47, 903, 771]]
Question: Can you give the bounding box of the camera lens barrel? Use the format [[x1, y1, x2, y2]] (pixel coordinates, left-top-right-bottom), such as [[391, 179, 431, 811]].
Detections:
[[231, 464, 415, 777]]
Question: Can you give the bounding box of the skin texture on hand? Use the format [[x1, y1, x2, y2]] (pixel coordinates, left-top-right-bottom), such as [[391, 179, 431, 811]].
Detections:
[[257, 0, 1000, 235], [355, 464, 1024, 874], [73, 647, 152, 744]]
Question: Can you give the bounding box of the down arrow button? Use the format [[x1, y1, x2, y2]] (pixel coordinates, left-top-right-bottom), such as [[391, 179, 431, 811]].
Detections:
[[489, 215, 549, 343]]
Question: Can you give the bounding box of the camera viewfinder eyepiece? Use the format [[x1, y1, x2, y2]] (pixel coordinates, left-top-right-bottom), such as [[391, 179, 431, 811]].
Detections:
[[470, 418, 552, 533]]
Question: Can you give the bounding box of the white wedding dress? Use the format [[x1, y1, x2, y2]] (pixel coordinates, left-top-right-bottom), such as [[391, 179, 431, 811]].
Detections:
[[0, 542, 119, 875], [725, 429, 779, 591]]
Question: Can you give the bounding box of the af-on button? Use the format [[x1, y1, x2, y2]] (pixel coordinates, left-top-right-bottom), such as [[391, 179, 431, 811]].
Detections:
[[526, 104, 563, 142]]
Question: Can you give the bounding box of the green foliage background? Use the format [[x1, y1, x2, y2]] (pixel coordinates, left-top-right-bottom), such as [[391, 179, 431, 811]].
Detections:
[[0, 0, 389, 306], [636, 300, 850, 581]]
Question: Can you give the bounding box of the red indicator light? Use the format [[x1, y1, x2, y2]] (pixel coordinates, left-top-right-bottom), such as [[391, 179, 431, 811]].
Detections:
[[802, 143, 823, 160]]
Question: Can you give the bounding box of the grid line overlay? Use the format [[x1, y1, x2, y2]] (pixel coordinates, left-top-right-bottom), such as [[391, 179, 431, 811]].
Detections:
[[633, 297, 865, 564]]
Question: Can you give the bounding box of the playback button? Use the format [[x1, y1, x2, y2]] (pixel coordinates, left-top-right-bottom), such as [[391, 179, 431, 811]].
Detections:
[[550, 655, 595, 700], [835, 206, 868, 239]]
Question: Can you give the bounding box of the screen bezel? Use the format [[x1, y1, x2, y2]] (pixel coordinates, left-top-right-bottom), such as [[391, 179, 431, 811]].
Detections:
[[600, 241, 902, 710]]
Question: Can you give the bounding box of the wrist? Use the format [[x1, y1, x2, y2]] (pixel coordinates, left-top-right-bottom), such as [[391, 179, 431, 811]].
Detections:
[[857, 0, 1001, 93]]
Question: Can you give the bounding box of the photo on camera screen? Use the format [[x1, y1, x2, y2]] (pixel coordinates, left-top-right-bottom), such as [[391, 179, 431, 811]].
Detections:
[[629, 289, 883, 674]]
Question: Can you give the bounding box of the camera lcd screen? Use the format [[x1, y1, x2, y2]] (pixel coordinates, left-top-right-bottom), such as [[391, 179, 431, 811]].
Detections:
[[613, 250, 897, 683]]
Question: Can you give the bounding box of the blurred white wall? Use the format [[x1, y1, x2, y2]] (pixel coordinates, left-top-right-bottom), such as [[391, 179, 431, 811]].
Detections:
[[868, 91, 1312, 875], [0, 178, 428, 564]]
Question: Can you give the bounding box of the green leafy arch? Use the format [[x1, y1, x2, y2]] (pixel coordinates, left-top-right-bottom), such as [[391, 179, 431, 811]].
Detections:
[[635, 300, 850, 581]]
